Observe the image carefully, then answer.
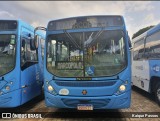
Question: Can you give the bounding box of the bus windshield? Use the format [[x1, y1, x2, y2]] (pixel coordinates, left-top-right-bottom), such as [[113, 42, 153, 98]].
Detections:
[[47, 30, 126, 77], [0, 34, 16, 76]]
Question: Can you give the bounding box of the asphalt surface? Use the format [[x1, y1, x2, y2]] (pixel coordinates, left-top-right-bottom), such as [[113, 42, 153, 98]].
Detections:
[[0, 86, 160, 121]]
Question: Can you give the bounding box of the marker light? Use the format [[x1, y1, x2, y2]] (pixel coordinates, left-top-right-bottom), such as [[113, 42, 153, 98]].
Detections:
[[125, 80, 128, 84], [46, 81, 49, 84], [119, 85, 126, 92], [0, 91, 3, 95], [48, 85, 54, 91], [5, 86, 10, 91]]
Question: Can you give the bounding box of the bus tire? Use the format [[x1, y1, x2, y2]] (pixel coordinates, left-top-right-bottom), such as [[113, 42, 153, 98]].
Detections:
[[155, 81, 160, 106]]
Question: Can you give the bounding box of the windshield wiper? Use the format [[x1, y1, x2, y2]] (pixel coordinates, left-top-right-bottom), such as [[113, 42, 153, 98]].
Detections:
[[84, 32, 94, 47], [86, 27, 105, 47], [63, 30, 81, 49]]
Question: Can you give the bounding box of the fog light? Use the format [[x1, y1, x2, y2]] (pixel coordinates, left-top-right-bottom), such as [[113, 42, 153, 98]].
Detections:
[[48, 85, 54, 91], [0, 91, 3, 95], [125, 80, 128, 84], [5, 86, 10, 91], [119, 85, 126, 92], [59, 88, 69, 95]]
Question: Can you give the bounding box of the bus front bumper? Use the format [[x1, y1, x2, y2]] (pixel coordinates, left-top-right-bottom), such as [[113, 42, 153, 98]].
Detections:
[[0, 89, 21, 108], [44, 90, 131, 109]]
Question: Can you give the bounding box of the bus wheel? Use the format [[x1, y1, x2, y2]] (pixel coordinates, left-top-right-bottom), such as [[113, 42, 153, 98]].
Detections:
[[155, 82, 160, 106]]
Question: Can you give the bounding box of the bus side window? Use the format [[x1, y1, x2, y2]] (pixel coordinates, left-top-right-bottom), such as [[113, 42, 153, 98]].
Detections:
[[21, 39, 26, 64], [133, 38, 145, 60], [144, 47, 150, 58], [41, 39, 45, 61], [138, 48, 144, 59], [145, 31, 160, 59], [21, 37, 38, 69], [133, 50, 138, 60], [133, 48, 144, 60]]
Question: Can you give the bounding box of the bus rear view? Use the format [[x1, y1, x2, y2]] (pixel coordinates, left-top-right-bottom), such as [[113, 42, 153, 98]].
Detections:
[[44, 16, 131, 109]]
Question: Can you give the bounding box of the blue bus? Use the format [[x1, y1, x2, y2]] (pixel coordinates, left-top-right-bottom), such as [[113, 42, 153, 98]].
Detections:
[[0, 20, 44, 107], [132, 23, 160, 105], [35, 15, 131, 110]]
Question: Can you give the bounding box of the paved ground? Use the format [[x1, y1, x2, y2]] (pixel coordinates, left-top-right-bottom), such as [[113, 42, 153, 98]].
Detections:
[[0, 86, 160, 121]]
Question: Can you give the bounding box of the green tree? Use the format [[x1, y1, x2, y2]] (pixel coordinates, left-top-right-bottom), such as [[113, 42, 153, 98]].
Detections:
[[132, 25, 154, 39]]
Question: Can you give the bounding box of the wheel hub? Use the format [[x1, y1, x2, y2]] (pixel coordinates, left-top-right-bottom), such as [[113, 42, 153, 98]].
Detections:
[[157, 88, 160, 101]]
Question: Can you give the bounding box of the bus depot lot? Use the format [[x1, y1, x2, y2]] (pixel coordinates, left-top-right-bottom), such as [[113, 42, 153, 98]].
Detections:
[[1, 87, 160, 121]]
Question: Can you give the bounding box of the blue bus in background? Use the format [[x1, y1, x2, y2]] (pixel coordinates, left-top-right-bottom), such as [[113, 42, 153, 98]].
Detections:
[[132, 23, 160, 105], [0, 20, 44, 107], [35, 15, 131, 110]]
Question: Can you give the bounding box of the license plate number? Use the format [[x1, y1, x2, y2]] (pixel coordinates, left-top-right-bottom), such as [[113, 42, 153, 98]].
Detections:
[[77, 104, 93, 110]]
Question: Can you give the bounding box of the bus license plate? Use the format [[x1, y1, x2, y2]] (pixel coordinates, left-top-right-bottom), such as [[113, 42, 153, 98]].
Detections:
[[77, 104, 93, 110]]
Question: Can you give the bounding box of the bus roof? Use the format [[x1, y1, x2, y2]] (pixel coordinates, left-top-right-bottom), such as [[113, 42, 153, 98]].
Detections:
[[48, 15, 123, 22], [147, 23, 160, 36], [132, 23, 160, 44], [132, 30, 147, 44]]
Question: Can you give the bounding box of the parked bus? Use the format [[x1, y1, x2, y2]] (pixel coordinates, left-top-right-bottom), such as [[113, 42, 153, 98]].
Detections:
[[0, 20, 44, 107], [132, 24, 160, 105], [35, 15, 131, 109]]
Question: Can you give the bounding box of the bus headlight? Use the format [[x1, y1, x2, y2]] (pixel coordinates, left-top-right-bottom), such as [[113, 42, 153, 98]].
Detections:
[[48, 85, 54, 91], [119, 85, 126, 92], [47, 85, 57, 95], [0, 91, 3, 95]]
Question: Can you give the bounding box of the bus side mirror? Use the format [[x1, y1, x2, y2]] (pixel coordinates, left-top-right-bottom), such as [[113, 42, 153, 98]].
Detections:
[[30, 35, 38, 50], [126, 31, 132, 50], [22, 39, 25, 48], [128, 36, 132, 50]]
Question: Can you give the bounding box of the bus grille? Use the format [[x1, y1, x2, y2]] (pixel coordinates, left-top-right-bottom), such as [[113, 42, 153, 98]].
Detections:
[[55, 81, 116, 87], [62, 98, 111, 108]]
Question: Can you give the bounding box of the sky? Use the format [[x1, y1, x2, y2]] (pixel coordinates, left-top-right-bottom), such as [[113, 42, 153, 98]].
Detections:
[[0, 1, 160, 39]]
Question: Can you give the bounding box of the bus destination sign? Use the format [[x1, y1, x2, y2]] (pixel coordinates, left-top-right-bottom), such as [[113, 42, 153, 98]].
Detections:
[[0, 20, 17, 30], [48, 16, 123, 31]]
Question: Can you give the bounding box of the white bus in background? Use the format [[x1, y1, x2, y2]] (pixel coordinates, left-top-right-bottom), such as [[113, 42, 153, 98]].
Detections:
[[132, 23, 160, 105]]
